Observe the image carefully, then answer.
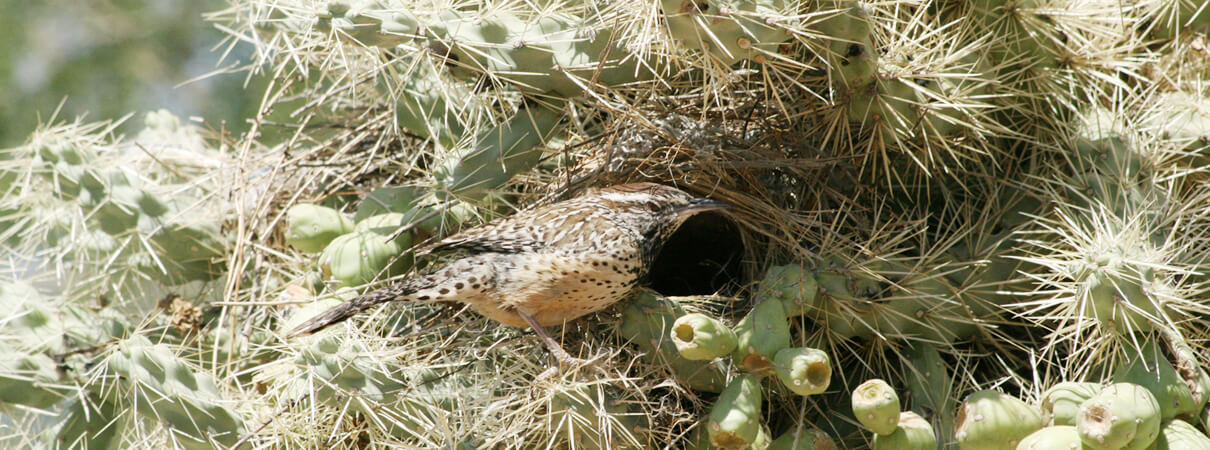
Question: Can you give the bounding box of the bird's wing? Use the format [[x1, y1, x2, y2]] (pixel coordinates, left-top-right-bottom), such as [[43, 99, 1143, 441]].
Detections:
[[427, 198, 604, 254]]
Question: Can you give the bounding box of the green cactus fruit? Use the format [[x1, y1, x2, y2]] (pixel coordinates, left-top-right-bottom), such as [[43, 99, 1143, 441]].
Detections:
[[1076, 382, 1162, 450], [708, 374, 763, 450], [56, 394, 126, 450], [768, 424, 837, 450], [732, 299, 791, 375], [0, 350, 65, 408], [670, 313, 737, 360], [1015, 425, 1085, 450], [853, 378, 901, 435], [436, 103, 564, 201], [108, 336, 244, 448], [772, 347, 831, 396], [355, 213, 415, 249], [1114, 340, 1198, 421], [1041, 382, 1104, 426], [319, 230, 411, 287], [813, 0, 877, 88], [661, 0, 794, 65], [617, 291, 727, 392], [354, 186, 425, 222], [872, 411, 937, 450], [954, 390, 1045, 450], [756, 264, 818, 317], [1153, 419, 1210, 450], [286, 204, 355, 253]]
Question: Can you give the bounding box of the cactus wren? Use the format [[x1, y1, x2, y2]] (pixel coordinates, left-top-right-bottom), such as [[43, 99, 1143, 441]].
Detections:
[[288, 183, 729, 363]]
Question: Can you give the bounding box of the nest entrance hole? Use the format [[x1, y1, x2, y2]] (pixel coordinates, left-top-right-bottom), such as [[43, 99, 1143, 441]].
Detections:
[[648, 212, 745, 296]]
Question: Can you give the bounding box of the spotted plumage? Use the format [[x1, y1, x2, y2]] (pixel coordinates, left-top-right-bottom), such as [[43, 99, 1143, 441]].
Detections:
[[287, 183, 728, 344]]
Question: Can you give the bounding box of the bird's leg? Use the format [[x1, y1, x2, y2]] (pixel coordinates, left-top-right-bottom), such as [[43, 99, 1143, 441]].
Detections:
[[518, 312, 591, 368]]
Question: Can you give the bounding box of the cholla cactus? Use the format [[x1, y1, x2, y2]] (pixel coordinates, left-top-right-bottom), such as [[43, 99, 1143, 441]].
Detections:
[[5, 0, 1210, 447]]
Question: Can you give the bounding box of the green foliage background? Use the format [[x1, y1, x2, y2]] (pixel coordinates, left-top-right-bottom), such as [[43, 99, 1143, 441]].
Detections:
[[0, 0, 259, 146]]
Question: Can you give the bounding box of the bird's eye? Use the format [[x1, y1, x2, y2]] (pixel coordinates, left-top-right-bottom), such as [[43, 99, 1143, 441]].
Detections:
[[646, 201, 660, 212]]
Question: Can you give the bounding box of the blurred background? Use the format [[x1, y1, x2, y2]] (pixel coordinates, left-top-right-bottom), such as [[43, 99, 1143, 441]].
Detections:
[[0, 0, 262, 147]]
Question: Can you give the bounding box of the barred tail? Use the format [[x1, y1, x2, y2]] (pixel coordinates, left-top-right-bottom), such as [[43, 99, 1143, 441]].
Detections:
[[286, 285, 416, 339]]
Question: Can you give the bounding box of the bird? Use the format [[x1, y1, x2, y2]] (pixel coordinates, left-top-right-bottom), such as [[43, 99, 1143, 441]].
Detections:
[[287, 182, 729, 364]]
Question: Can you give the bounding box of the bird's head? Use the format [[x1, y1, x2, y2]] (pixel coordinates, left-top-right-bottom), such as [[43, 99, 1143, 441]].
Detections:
[[595, 183, 729, 254]]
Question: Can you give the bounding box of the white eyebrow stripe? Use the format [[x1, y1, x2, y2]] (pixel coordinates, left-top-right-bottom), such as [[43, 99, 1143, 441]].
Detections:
[[599, 191, 649, 203]]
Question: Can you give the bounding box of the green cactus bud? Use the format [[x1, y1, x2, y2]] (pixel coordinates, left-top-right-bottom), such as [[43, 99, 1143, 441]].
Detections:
[[768, 424, 836, 450], [853, 378, 901, 435], [286, 204, 355, 253], [1153, 419, 1210, 450], [319, 230, 411, 287], [708, 374, 763, 450], [756, 264, 818, 317], [873, 411, 937, 450], [355, 213, 414, 249], [1041, 382, 1104, 426], [954, 390, 1044, 450], [1114, 340, 1199, 421], [1016, 425, 1084, 450], [616, 291, 727, 392], [436, 103, 565, 201], [670, 313, 737, 360], [1076, 382, 1162, 450], [354, 186, 425, 222], [772, 347, 831, 396], [732, 299, 791, 375]]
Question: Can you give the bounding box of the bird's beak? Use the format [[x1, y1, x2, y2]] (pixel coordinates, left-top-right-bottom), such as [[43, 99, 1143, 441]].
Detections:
[[676, 198, 730, 216]]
